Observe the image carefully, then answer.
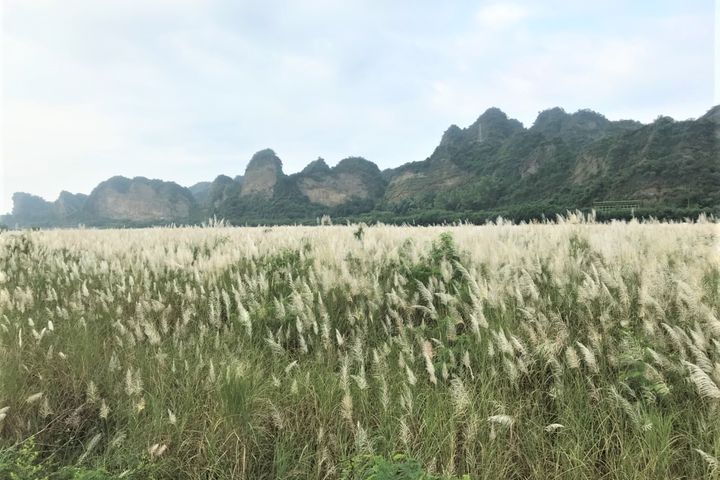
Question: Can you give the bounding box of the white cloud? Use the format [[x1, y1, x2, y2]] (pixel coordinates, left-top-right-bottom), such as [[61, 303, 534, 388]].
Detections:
[[475, 3, 530, 29], [0, 0, 715, 214]]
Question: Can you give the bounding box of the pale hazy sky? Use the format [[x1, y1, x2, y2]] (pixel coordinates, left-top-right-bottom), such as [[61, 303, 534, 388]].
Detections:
[[1, 0, 717, 214]]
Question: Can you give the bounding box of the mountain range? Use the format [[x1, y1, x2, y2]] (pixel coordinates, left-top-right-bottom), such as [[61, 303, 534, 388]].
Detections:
[[4, 105, 719, 227]]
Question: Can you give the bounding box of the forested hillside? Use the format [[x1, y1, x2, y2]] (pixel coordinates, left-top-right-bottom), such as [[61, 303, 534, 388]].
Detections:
[[4, 106, 718, 227]]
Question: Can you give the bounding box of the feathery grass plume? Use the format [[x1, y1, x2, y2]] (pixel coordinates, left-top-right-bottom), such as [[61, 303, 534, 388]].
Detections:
[[462, 350, 474, 379], [694, 448, 719, 473], [683, 361, 720, 400], [503, 357, 519, 384], [265, 336, 285, 356], [645, 347, 669, 368], [416, 280, 439, 320], [576, 341, 599, 374], [405, 364, 417, 386], [494, 330, 513, 355], [421, 340, 437, 385], [379, 374, 390, 412], [544, 423, 565, 432], [149, 443, 168, 460], [40, 397, 53, 418], [644, 363, 671, 398], [399, 417, 411, 447], [298, 332, 308, 354], [450, 378, 470, 417], [704, 310, 720, 338], [690, 325, 709, 351], [661, 323, 685, 353], [339, 355, 350, 391], [401, 384, 414, 413], [237, 301, 252, 338], [99, 399, 110, 420], [351, 368, 369, 391], [341, 392, 353, 423], [351, 335, 365, 364], [285, 360, 298, 374], [354, 421, 371, 453], [690, 345, 714, 373], [77, 433, 103, 464], [565, 345, 580, 369], [609, 386, 642, 429], [26, 392, 43, 404], [135, 397, 146, 413], [487, 414, 514, 428], [86, 381, 98, 404]]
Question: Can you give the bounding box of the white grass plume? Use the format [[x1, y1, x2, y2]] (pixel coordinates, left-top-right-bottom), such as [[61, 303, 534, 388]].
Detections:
[[487, 414, 514, 428], [695, 448, 719, 472], [684, 361, 720, 400]]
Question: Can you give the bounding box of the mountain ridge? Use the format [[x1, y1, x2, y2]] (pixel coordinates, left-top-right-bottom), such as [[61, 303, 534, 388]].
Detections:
[[4, 105, 718, 227]]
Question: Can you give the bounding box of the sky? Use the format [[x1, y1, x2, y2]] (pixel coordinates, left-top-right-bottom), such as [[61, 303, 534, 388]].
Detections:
[[0, 0, 717, 214]]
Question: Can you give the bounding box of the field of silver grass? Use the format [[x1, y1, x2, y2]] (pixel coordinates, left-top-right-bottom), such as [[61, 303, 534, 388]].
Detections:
[[0, 215, 718, 479]]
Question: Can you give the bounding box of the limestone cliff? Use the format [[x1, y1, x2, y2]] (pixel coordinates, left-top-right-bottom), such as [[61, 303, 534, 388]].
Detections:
[[84, 176, 196, 223], [240, 149, 284, 198], [296, 157, 385, 207]]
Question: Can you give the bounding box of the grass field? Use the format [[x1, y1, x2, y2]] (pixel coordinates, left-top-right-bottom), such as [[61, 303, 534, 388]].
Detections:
[[0, 215, 719, 479]]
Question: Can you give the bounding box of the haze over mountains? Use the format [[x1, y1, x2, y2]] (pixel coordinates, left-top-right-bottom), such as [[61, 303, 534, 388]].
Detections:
[[4, 105, 719, 227]]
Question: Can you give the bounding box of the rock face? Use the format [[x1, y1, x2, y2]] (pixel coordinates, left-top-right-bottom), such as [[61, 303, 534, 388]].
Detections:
[[382, 105, 719, 211], [296, 157, 385, 207], [54, 191, 88, 217], [241, 149, 284, 198], [9, 191, 88, 226], [384, 108, 524, 204], [206, 175, 241, 209], [530, 108, 640, 149], [84, 176, 196, 223], [11, 193, 56, 223], [188, 181, 212, 205]]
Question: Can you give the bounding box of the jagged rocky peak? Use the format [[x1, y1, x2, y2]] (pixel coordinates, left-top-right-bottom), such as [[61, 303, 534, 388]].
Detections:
[[439, 108, 524, 147], [240, 149, 284, 198], [701, 105, 720, 140], [532, 107, 611, 135], [208, 175, 236, 200], [531, 107, 628, 148], [84, 176, 196, 222], [188, 181, 212, 205], [701, 105, 720, 122], [439, 125, 463, 147], [531, 107, 571, 134], [296, 156, 385, 207], [206, 174, 240, 207], [334, 156, 381, 174], [301, 157, 331, 176], [470, 107, 524, 142], [211, 174, 234, 186], [11, 192, 54, 219], [55, 191, 87, 216]]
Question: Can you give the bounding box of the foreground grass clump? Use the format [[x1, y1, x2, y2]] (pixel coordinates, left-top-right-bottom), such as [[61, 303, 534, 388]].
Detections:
[[0, 215, 719, 479]]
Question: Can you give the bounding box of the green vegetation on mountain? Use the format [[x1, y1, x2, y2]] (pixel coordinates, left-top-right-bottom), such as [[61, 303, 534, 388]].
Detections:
[[4, 106, 718, 227]]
